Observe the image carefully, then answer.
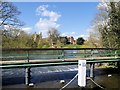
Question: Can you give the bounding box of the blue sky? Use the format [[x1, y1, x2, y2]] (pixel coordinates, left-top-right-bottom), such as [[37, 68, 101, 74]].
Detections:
[[14, 2, 99, 39]]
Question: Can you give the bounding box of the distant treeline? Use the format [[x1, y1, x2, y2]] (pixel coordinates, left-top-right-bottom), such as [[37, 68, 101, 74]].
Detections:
[[2, 28, 85, 48]]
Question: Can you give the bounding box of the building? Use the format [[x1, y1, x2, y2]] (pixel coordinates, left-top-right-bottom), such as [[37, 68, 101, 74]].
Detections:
[[67, 36, 76, 44]]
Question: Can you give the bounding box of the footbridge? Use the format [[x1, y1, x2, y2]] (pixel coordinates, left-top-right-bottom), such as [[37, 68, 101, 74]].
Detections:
[[1, 48, 120, 86]]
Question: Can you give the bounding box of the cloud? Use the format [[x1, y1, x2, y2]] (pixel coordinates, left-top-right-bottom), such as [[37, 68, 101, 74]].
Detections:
[[35, 18, 60, 31], [36, 5, 61, 22], [71, 32, 75, 35], [61, 32, 88, 40], [74, 34, 88, 40], [80, 34, 85, 37], [61, 32, 76, 36], [35, 5, 61, 37], [22, 27, 32, 34]]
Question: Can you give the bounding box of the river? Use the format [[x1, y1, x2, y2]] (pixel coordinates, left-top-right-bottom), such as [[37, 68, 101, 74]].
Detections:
[[1, 65, 120, 89]]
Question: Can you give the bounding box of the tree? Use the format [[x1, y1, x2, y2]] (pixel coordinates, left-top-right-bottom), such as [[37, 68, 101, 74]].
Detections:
[[59, 36, 68, 45], [47, 28, 60, 47], [88, 1, 120, 48], [77, 37, 85, 45], [0, 1, 28, 48], [0, 1, 24, 27], [108, 2, 120, 48], [2, 28, 31, 48]]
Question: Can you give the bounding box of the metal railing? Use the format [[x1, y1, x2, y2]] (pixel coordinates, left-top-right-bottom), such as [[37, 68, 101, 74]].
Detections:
[[1, 48, 120, 68]]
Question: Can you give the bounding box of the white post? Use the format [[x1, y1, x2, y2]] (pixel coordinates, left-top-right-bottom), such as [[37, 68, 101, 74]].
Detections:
[[78, 60, 86, 87]]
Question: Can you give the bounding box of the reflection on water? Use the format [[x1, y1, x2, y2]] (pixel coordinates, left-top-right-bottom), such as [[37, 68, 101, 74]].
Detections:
[[2, 65, 120, 89]]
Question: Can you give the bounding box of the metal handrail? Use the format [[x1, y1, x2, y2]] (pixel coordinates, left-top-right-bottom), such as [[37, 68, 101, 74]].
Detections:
[[1, 48, 120, 67], [2, 48, 120, 51]]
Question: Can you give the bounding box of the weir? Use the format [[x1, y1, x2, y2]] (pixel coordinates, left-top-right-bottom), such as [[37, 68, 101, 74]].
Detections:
[[1, 48, 120, 87]]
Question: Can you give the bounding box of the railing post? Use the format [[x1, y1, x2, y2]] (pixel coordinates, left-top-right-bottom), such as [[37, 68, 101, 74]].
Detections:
[[27, 50, 30, 62], [84, 50, 86, 58], [62, 50, 65, 61], [91, 49, 93, 59], [25, 50, 31, 86], [115, 50, 117, 58], [115, 50, 120, 70], [25, 67, 31, 85], [90, 49, 95, 79], [115, 50, 118, 58], [90, 63, 95, 79]]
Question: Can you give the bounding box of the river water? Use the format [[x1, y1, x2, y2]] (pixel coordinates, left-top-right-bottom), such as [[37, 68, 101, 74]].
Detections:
[[1, 65, 120, 89]]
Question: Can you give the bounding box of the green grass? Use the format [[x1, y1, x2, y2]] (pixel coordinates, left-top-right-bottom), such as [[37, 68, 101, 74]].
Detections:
[[61, 44, 90, 48], [62, 44, 82, 48]]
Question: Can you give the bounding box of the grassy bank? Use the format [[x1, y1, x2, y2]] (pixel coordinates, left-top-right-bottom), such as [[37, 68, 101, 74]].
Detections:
[[61, 44, 89, 48]]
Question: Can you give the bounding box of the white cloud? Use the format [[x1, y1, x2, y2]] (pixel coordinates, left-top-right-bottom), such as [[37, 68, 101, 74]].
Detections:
[[61, 32, 76, 36], [36, 5, 61, 22], [22, 27, 32, 34], [35, 5, 61, 37], [62, 32, 88, 40], [36, 5, 49, 15], [75, 34, 88, 40], [35, 18, 60, 31], [80, 34, 85, 37], [61, 32, 68, 36], [71, 32, 75, 35]]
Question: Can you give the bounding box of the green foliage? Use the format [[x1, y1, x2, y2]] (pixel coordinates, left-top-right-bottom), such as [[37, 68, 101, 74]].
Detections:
[[59, 37, 69, 45], [42, 38, 51, 48], [90, 2, 120, 48], [2, 29, 31, 48], [100, 2, 120, 48], [31, 32, 43, 48], [108, 2, 120, 48], [63, 44, 82, 48], [76, 37, 85, 45]]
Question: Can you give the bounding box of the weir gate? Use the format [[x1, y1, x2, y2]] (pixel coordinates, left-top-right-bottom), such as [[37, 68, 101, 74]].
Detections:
[[1, 48, 120, 86]]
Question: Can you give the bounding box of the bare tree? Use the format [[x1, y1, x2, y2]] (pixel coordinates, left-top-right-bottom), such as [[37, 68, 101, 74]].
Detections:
[[47, 28, 60, 47], [0, 1, 24, 27]]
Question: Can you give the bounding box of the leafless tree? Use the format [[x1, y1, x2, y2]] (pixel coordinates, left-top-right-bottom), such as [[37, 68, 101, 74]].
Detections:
[[47, 28, 60, 47], [0, 1, 24, 27]]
